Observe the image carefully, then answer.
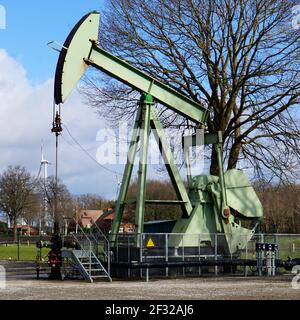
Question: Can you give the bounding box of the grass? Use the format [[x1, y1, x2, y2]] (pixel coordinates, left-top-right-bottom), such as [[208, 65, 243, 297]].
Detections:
[[239, 235, 300, 261], [1, 235, 299, 262], [0, 244, 50, 261], [256, 235, 300, 260]]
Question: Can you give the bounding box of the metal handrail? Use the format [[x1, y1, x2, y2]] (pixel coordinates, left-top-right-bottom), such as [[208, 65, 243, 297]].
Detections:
[[90, 220, 111, 276], [90, 219, 109, 242], [71, 218, 92, 276], [91, 221, 109, 255], [72, 233, 92, 276]]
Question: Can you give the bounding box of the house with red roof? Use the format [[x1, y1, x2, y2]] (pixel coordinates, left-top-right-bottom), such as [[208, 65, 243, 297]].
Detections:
[[95, 208, 135, 234]]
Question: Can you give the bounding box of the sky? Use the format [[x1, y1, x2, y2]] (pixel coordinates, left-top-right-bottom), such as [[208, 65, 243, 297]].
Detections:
[[0, 0, 178, 202], [0, 0, 198, 205], [0, 0, 104, 84], [0, 0, 127, 199]]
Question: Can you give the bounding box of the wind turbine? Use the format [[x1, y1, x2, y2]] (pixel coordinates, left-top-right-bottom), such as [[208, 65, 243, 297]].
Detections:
[[38, 143, 51, 234]]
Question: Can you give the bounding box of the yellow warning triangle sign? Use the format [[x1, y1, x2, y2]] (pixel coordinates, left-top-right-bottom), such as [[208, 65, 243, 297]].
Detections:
[[146, 237, 155, 248]]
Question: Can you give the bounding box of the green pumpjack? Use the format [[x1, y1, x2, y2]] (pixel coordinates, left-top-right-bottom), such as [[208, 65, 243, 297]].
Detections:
[[52, 12, 263, 257]]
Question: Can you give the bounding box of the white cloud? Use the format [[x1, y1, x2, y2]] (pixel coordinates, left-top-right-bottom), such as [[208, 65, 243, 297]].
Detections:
[[0, 49, 122, 198]]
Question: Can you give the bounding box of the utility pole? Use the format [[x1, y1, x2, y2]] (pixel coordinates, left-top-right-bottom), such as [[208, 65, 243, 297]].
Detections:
[[48, 106, 63, 280]]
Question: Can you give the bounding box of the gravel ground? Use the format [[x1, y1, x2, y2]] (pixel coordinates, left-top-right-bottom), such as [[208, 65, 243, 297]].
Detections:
[[0, 261, 299, 300]]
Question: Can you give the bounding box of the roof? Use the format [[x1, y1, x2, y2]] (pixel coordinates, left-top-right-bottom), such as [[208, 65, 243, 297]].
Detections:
[[79, 210, 104, 227], [95, 208, 133, 225], [15, 225, 37, 229], [95, 210, 114, 223]]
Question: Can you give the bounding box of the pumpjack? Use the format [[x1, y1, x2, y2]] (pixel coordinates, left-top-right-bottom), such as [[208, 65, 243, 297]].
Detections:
[[52, 12, 263, 257]]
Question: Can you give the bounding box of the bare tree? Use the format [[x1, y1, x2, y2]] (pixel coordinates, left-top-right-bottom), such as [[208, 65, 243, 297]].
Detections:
[[127, 179, 182, 221], [75, 194, 114, 210], [255, 181, 300, 233], [38, 176, 74, 225], [83, 0, 300, 182], [21, 193, 41, 228], [0, 166, 36, 241]]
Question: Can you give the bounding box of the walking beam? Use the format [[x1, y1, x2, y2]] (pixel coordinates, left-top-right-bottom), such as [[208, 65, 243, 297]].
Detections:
[[54, 12, 209, 125]]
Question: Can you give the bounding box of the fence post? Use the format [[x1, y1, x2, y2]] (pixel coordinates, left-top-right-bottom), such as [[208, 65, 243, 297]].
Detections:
[[244, 235, 248, 277], [165, 233, 168, 277], [116, 234, 119, 263], [146, 267, 149, 282], [127, 234, 131, 278], [127, 235, 130, 278], [140, 234, 143, 262], [182, 234, 185, 262], [108, 239, 111, 278], [89, 240, 92, 276], [260, 233, 264, 244], [214, 234, 218, 276], [128, 236, 130, 262], [17, 231, 20, 261], [199, 234, 201, 276], [182, 234, 185, 277], [275, 234, 279, 260], [140, 234, 143, 279]]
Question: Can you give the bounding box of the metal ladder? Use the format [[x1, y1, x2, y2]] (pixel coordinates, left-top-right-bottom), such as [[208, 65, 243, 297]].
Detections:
[[65, 221, 112, 283]]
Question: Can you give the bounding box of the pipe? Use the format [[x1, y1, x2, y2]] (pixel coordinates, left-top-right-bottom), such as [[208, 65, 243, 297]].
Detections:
[[111, 259, 258, 269], [111, 258, 300, 270]]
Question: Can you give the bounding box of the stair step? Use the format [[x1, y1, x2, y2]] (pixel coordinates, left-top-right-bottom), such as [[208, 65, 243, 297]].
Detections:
[[79, 258, 98, 262], [89, 269, 104, 272], [70, 244, 111, 282]]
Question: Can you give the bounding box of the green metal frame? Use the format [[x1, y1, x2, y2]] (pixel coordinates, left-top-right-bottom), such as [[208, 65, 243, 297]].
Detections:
[[53, 12, 264, 255], [150, 108, 193, 218], [183, 131, 228, 216], [110, 93, 194, 244], [110, 104, 143, 242], [86, 43, 209, 124], [135, 95, 152, 235]]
